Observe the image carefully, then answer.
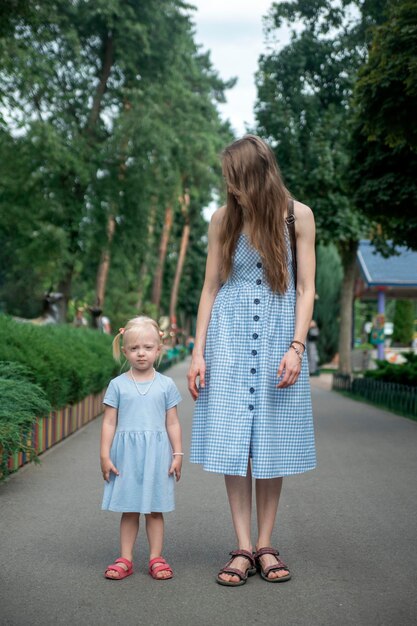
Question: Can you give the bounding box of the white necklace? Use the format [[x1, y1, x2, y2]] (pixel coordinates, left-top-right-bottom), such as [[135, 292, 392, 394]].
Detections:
[[130, 367, 156, 396]]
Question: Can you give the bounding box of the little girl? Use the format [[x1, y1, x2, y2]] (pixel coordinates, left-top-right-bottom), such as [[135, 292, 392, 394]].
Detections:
[[100, 316, 183, 581]]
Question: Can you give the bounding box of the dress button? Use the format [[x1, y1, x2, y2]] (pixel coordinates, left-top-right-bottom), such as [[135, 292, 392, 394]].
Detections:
[[253, 333, 258, 339], [249, 387, 255, 394], [257, 262, 262, 268], [253, 315, 259, 321], [256, 279, 262, 285], [248, 404, 254, 411], [252, 350, 257, 356], [254, 298, 260, 304], [251, 368, 256, 374]]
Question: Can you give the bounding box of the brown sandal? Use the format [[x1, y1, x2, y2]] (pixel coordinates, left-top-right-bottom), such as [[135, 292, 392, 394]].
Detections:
[[254, 547, 291, 583], [216, 549, 257, 587]]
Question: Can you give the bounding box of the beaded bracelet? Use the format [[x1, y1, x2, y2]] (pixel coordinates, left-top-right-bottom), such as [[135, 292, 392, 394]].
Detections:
[[172, 452, 184, 456]]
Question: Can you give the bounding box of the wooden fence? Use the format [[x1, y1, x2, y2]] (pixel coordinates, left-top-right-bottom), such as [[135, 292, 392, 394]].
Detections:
[[6, 390, 105, 473]]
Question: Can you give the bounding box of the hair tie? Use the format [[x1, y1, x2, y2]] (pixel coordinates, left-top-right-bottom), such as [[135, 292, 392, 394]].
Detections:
[[119, 327, 125, 335], [159, 330, 164, 337]]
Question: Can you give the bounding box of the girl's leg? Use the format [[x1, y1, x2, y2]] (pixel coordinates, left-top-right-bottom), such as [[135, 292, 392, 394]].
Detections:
[[218, 461, 253, 584], [255, 477, 289, 580], [106, 512, 140, 579], [145, 512, 171, 579]]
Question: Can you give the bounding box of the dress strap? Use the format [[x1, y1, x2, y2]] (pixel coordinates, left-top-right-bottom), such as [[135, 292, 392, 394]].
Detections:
[[285, 199, 297, 287]]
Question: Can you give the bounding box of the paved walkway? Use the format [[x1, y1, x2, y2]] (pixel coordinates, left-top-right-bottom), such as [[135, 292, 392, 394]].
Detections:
[[1, 359, 416, 626]]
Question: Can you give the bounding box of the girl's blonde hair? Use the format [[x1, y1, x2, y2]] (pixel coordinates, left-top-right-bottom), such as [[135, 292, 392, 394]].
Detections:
[[112, 316, 162, 362], [220, 134, 291, 294]]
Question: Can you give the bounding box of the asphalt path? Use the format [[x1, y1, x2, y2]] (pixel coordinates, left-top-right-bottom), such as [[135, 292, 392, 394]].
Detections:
[[1, 358, 416, 626]]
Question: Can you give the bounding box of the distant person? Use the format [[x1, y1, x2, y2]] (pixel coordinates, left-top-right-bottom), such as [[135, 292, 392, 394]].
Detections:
[[101, 316, 183, 580], [100, 314, 111, 334], [73, 307, 88, 328], [188, 135, 316, 586], [186, 335, 195, 354], [307, 320, 320, 375]]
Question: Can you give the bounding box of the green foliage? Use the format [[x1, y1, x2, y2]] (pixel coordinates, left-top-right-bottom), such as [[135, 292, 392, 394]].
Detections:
[[393, 300, 415, 345], [349, 0, 417, 250], [365, 353, 417, 386], [314, 244, 343, 364], [0, 0, 231, 324], [0, 316, 117, 407], [0, 362, 51, 478]]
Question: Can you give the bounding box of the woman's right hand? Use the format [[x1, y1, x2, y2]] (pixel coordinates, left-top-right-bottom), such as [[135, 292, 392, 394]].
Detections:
[[187, 355, 206, 400], [101, 457, 119, 482]]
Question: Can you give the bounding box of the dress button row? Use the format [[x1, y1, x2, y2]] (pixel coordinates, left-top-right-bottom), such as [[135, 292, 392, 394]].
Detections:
[[256, 279, 262, 285], [254, 299, 260, 305], [251, 368, 256, 374], [252, 350, 257, 356], [249, 387, 255, 394], [253, 333, 258, 339], [248, 404, 254, 411], [257, 262, 262, 268], [253, 315, 259, 321]]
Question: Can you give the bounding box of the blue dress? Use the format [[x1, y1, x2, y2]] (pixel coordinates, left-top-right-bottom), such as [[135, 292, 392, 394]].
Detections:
[[190, 232, 316, 479], [101, 372, 182, 513]]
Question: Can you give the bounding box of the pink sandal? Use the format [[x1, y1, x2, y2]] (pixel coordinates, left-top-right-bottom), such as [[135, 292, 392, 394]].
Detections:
[[104, 557, 133, 580], [149, 556, 173, 580]]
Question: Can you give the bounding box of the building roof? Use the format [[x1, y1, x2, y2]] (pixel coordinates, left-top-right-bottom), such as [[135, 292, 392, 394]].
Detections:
[[355, 240, 417, 299]]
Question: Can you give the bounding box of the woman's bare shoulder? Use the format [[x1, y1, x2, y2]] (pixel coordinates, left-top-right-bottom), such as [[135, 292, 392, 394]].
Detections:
[[211, 205, 227, 225], [293, 200, 313, 220]]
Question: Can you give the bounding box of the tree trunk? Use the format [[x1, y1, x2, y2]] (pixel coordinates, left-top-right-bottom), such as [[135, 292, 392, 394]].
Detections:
[[169, 192, 190, 323], [87, 33, 114, 132], [137, 202, 158, 310], [95, 214, 116, 307], [151, 205, 173, 313], [338, 240, 359, 374]]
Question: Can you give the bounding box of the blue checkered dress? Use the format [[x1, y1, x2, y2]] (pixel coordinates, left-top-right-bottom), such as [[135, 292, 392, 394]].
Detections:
[[190, 232, 316, 478]]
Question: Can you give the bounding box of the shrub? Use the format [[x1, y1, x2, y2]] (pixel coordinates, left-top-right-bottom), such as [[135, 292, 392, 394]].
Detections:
[[364, 353, 417, 387], [0, 315, 118, 407], [0, 365, 51, 477]]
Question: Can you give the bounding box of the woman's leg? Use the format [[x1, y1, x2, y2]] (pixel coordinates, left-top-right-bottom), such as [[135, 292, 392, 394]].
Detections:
[[106, 512, 139, 578], [218, 461, 253, 583], [145, 512, 171, 579], [255, 477, 289, 579]]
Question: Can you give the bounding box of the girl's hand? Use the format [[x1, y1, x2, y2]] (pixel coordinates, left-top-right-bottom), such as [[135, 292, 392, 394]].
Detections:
[[277, 348, 303, 388], [169, 456, 182, 481], [101, 457, 119, 482], [187, 355, 206, 400]]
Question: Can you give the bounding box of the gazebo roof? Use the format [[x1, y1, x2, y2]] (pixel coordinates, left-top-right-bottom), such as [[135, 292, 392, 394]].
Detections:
[[355, 240, 417, 299]]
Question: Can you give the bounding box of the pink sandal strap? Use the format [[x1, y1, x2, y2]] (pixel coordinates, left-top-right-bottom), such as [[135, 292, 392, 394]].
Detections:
[[106, 565, 127, 575], [114, 557, 133, 568], [149, 557, 167, 567], [152, 564, 173, 575]]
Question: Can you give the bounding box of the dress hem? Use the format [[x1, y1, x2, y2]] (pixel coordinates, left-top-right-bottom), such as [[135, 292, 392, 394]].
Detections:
[[189, 459, 317, 479], [102, 506, 175, 514]]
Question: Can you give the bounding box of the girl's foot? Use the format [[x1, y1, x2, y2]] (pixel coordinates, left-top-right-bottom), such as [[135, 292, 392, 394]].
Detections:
[[104, 557, 133, 580], [149, 556, 173, 580]]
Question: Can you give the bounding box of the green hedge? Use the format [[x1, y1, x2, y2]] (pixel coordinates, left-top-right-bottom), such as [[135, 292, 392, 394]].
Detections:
[[0, 361, 51, 476], [364, 353, 417, 387], [0, 315, 118, 407]]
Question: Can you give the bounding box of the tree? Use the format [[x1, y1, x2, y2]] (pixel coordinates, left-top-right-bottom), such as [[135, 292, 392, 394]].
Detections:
[[393, 300, 414, 345], [350, 0, 417, 250]]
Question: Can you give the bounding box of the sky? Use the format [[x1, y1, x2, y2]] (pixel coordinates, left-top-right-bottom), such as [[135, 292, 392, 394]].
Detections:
[[189, 0, 292, 136]]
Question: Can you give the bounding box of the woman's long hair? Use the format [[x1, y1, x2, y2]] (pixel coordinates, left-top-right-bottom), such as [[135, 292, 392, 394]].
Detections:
[[220, 135, 291, 294]]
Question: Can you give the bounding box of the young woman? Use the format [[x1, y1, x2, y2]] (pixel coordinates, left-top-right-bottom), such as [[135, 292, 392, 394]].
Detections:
[[187, 135, 316, 586]]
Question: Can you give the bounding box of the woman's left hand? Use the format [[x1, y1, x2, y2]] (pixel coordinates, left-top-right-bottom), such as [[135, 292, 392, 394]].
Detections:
[[276, 348, 302, 388]]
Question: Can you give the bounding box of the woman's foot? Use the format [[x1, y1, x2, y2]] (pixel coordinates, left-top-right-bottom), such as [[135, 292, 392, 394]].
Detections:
[[104, 557, 133, 580], [255, 547, 291, 582], [217, 549, 256, 585]]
